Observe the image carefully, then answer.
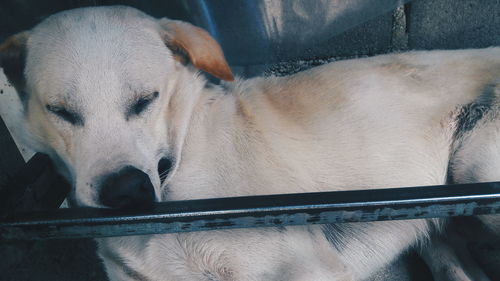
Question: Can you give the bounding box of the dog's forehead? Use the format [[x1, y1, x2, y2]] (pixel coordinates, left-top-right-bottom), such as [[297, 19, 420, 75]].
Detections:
[[25, 6, 173, 101]]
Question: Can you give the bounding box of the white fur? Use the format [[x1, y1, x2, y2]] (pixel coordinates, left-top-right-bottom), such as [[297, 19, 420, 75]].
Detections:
[[3, 6, 500, 281]]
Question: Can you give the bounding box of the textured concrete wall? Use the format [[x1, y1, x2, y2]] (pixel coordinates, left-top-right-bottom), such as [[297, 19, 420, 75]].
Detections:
[[408, 0, 500, 50], [321, 0, 500, 56]]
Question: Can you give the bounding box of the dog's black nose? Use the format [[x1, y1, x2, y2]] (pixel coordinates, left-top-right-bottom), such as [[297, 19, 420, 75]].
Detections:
[[99, 166, 155, 209]]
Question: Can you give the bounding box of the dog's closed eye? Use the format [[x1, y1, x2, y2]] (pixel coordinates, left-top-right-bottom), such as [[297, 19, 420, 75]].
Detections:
[[46, 105, 84, 126], [128, 91, 159, 118]]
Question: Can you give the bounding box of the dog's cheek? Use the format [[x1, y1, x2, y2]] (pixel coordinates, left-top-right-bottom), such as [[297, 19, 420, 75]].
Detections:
[[26, 103, 75, 163]]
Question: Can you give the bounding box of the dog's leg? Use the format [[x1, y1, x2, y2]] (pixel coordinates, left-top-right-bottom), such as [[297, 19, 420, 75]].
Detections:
[[420, 231, 490, 281], [98, 243, 152, 281], [97, 229, 355, 281], [453, 216, 500, 279], [477, 215, 500, 234]]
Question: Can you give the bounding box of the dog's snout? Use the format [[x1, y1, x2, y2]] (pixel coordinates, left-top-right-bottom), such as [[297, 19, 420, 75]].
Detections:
[[99, 166, 155, 209]]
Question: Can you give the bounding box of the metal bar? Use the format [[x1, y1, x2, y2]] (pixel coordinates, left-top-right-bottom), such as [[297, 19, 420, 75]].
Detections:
[[1, 182, 500, 240]]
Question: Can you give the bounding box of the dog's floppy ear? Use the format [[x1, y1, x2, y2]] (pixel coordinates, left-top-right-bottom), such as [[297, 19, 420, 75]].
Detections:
[[159, 19, 234, 81], [0, 31, 30, 99]]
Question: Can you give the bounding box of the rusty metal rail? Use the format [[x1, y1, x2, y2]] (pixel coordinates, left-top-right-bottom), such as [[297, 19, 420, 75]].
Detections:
[[1, 182, 500, 240]]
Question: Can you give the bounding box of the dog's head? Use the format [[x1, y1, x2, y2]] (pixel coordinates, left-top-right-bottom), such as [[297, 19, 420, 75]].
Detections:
[[0, 6, 233, 208]]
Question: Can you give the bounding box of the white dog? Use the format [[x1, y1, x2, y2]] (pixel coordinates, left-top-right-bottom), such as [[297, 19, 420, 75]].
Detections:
[[1, 6, 499, 281]]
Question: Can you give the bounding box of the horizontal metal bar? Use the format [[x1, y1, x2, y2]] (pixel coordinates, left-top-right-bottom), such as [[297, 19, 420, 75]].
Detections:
[[1, 182, 500, 240]]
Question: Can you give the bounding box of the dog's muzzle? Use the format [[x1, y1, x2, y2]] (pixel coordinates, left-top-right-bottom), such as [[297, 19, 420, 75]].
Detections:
[[99, 166, 155, 209]]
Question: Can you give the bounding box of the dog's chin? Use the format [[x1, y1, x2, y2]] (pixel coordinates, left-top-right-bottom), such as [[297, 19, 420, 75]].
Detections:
[[69, 200, 158, 210], [66, 196, 79, 208], [68, 195, 102, 208], [68, 187, 106, 208]]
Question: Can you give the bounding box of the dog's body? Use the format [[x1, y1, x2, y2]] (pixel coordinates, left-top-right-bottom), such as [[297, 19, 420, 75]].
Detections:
[[1, 6, 499, 281]]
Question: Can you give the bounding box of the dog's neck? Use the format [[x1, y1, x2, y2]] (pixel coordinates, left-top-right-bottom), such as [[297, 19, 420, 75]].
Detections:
[[165, 75, 293, 200]]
